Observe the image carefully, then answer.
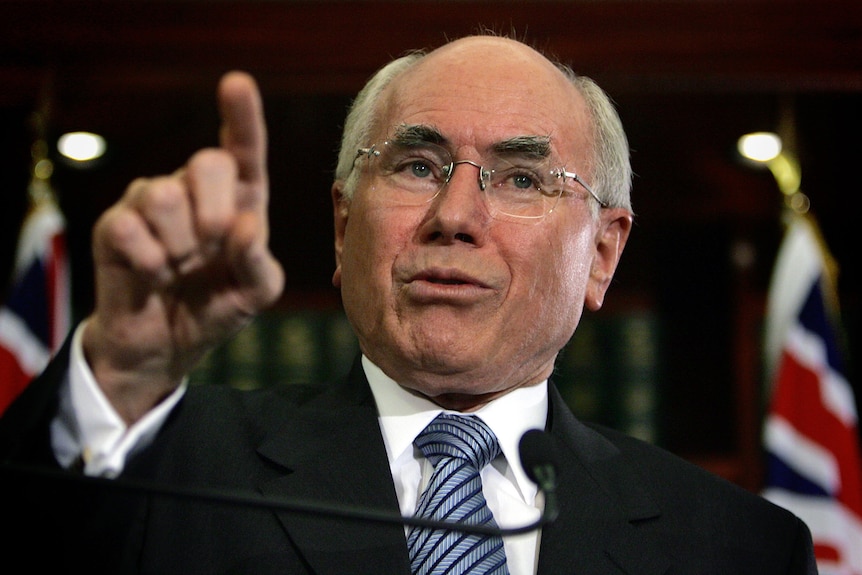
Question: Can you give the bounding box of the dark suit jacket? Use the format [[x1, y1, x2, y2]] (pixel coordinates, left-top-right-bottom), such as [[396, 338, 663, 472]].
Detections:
[[0, 340, 816, 574]]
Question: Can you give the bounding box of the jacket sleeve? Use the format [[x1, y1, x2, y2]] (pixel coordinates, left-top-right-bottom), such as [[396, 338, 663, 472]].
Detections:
[[788, 515, 819, 574], [0, 328, 74, 467]]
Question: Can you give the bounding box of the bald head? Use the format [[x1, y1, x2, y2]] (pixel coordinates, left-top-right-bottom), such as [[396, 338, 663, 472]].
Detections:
[[411, 35, 570, 81], [335, 34, 631, 211]]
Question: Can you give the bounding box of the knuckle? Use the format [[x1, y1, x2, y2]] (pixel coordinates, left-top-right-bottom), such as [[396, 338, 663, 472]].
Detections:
[[197, 209, 232, 239], [188, 148, 238, 179], [93, 206, 149, 264], [98, 207, 139, 247], [142, 178, 187, 217]]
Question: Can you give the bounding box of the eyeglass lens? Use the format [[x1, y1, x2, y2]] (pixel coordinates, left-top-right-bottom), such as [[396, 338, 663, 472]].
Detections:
[[365, 141, 566, 219]]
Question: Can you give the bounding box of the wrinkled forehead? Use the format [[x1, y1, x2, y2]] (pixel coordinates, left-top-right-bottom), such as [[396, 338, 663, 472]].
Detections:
[[375, 38, 593, 164]]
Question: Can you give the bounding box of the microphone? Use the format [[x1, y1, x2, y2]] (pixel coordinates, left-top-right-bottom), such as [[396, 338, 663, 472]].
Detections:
[[1, 429, 559, 536], [518, 428, 560, 523]]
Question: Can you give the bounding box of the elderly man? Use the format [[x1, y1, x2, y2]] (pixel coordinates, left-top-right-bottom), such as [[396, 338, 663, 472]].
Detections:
[[1, 35, 815, 574]]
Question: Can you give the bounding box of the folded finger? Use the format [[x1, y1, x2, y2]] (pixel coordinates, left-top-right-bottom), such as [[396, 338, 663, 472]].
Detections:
[[185, 148, 238, 255], [125, 175, 198, 269]]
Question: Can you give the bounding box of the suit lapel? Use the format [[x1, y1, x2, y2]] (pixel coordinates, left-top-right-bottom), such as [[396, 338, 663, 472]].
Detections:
[[538, 383, 671, 575], [247, 364, 672, 575], [255, 360, 411, 575]]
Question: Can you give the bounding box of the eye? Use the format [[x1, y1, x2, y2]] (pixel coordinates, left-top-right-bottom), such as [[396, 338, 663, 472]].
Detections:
[[511, 173, 537, 190], [409, 160, 434, 179], [381, 146, 448, 195], [385, 147, 445, 181], [494, 166, 543, 193]]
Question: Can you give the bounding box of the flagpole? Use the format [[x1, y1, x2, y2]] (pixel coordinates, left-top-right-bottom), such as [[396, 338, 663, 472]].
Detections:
[[27, 78, 58, 209]]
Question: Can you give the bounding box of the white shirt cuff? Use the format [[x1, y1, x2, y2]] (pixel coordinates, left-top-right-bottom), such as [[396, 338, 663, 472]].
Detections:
[[50, 321, 187, 477]]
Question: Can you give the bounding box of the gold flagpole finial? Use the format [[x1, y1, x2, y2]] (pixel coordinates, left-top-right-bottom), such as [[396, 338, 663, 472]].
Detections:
[[27, 76, 57, 208]]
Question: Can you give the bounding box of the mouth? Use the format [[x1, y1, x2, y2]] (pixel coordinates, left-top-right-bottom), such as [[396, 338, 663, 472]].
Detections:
[[425, 276, 469, 286], [411, 269, 487, 288], [402, 267, 493, 303]]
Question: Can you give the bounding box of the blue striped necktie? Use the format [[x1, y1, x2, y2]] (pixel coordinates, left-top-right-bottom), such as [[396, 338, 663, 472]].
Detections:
[[407, 413, 510, 575]]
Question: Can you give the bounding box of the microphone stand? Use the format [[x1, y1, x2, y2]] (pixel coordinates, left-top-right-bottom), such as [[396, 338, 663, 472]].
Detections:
[[1, 460, 557, 536]]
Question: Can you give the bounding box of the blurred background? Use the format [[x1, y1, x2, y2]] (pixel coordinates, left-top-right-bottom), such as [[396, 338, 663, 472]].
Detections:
[[1, 0, 859, 494]]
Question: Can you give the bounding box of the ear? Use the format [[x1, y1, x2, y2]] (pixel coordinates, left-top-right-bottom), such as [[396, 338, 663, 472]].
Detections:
[[585, 208, 633, 311], [331, 181, 350, 288]]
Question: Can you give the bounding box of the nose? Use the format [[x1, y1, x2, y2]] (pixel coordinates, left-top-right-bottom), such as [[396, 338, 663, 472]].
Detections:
[[420, 159, 490, 244]]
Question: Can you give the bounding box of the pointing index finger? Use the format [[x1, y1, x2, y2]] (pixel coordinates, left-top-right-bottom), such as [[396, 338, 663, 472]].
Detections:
[[218, 71, 267, 188]]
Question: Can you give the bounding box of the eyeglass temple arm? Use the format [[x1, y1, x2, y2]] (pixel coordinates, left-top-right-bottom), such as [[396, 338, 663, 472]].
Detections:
[[561, 170, 607, 207]]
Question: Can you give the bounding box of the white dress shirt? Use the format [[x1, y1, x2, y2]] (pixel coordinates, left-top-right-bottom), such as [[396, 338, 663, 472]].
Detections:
[[363, 356, 547, 575], [51, 323, 549, 574]]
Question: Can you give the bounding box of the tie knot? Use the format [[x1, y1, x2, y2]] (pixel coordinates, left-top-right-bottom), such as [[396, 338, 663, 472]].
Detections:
[[415, 413, 501, 470]]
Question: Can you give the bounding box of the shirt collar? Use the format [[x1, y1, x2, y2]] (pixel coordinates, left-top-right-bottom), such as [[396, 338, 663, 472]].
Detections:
[[362, 355, 549, 502]]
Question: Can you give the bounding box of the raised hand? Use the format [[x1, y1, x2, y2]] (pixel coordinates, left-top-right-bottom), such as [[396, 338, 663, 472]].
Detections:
[[82, 72, 285, 423]]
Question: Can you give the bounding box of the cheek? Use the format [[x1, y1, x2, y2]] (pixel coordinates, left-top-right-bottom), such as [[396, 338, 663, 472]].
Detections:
[[339, 205, 392, 346], [343, 207, 386, 285], [558, 229, 594, 292], [521, 226, 594, 318], [341, 202, 415, 298]]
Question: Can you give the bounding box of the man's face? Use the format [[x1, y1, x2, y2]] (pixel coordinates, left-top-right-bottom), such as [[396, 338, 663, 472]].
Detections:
[[332, 37, 631, 410]]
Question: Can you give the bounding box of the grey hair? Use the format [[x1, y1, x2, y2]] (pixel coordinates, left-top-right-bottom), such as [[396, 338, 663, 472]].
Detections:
[[334, 50, 426, 198], [333, 44, 632, 214], [558, 65, 633, 213]]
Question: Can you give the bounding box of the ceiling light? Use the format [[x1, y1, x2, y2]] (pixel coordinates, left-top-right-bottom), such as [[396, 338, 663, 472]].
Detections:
[[57, 131, 106, 162], [737, 132, 782, 163]]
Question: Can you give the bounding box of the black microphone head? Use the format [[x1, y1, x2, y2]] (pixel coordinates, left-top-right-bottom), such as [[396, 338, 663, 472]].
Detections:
[[518, 429, 558, 486]]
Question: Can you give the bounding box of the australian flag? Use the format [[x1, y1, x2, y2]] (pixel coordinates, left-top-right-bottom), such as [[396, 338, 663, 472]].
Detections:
[[763, 214, 862, 574], [0, 181, 70, 414]]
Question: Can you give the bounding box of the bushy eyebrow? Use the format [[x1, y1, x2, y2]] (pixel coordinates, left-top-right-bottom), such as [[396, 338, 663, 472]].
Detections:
[[391, 124, 552, 160], [391, 124, 446, 146], [492, 135, 551, 160]]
